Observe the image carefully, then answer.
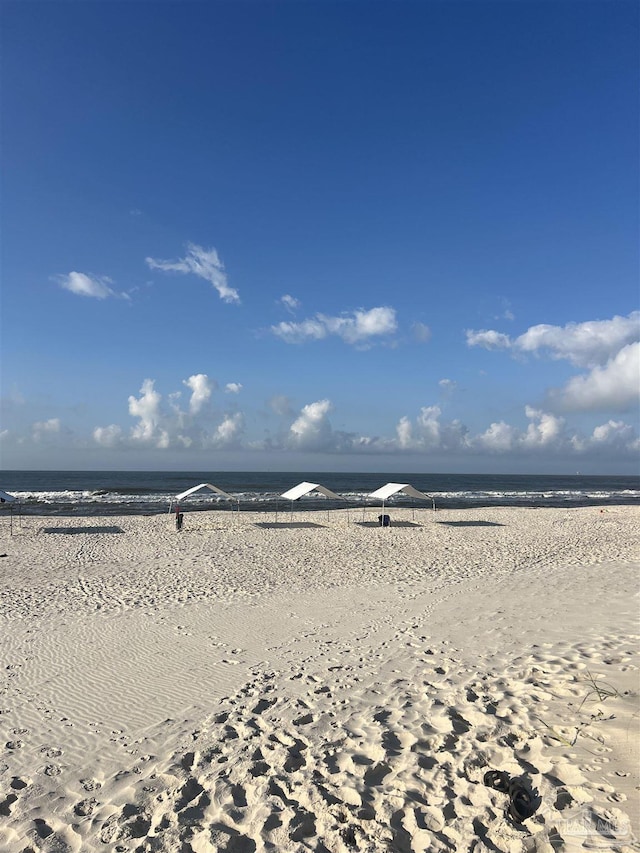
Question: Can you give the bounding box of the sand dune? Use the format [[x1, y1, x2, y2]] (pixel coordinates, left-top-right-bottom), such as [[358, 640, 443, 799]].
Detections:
[[1, 505, 638, 852]]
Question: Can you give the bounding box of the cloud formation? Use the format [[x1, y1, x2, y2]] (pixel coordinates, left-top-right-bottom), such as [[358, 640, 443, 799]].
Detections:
[[288, 399, 334, 450], [271, 306, 397, 346], [467, 312, 639, 367], [395, 406, 469, 452], [4, 379, 635, 465], [439, 378, 457, 393], [559, 342, 640, 411], [411, 322, 432, 343], [183, 374, 215, 414], [55, 272, 127, 300], [32, 418, 61, 441], [93, 374, 242, 450], [279, 294, 300, 312], [466, 312, 640, 414], [213, 412, 244, 447], [146, 243, 240, 303]]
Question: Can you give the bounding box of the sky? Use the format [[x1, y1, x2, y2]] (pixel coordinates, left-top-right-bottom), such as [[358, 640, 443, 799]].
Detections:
[[1, 0, 638, 475]]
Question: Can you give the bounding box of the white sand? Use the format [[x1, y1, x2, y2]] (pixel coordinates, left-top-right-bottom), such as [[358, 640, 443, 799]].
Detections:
[[0, 505, 638, 852]]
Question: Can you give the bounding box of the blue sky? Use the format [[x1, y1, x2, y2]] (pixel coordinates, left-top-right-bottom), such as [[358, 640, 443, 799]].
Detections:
[[1, 0, 638, 474]]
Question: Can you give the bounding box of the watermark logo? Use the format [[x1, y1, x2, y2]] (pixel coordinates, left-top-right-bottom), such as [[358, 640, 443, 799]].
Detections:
[[548, 807, 632, 843]]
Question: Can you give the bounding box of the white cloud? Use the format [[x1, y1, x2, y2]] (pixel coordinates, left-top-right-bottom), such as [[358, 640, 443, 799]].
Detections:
[[93, 424, 124, 447], [411, 322, 432, 343], [475, 408, 565, 453], [271, 306, 397, 346], [128, 379, 163, 443], [559, 342, 640, 411], [34, 417, 60, 432], [390, 402, 639, 458], [439, 378, 457, 392], [522, 406, 565, 447], [589, 420, 639, 450], [212, 413, 244, 447], [279, 294, 300, 312], [415, 405, 442, 449], [516, 314, 639, 367], [32, 418, 61, 441], [7, 376, 635, 465], [225, 383, 243, 394], [146, 243, 240, 303], [289, 399, 334, 449], [271, 318, 327, 343], [92, 375, 247, 451], [465, 329, 511, 350], [95, 375, 639, 459], [475, 420, 518, 452], [467, 311, 639, 368], [55, 271, 127, 300], [467, 312, 640, 415], [183, 374, 215, 414], [396, 416, 413, 449], [475, 407, 569, 454], [394, 406, 469, 452]]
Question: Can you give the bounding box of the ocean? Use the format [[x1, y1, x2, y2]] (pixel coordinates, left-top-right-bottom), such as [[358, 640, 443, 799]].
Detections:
[[0, 470, 638, 516]]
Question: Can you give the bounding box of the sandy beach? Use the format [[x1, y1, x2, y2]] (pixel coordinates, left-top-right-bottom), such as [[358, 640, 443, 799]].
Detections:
[[0, 504, 638, 852]]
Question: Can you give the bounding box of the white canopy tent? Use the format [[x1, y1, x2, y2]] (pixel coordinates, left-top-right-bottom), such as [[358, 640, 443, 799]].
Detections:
[[169, 483, 239, 515], [277, 481, 345, 523], [365, 482, 436, 524], [0, 489, 18, 535]]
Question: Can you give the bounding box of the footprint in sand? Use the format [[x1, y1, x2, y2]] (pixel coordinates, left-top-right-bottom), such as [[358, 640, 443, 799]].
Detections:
[[284, 740, 309, 773], [251, 698, 276, 715], [209, 823, 257, 852], [74, 797, 97, 816], [0, 793, 18, 816]]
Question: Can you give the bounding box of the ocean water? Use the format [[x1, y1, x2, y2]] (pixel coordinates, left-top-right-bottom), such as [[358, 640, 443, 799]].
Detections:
[[0, 471, 638, 516]]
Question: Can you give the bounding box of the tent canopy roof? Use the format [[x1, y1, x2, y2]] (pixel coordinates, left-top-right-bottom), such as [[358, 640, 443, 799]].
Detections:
[[280, 481, 343, 502], [368, 482, 433, 502], [0, 489, 16, 503], [174, 483, 236, 503]]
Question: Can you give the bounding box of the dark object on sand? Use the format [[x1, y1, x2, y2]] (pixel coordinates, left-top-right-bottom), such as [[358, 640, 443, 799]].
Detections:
[[483, 770, 539, 823], [483, 770, 510, 793], [507, 778, 538, 822], [176, 512, 184, 531], [378, 514, 390, 527]]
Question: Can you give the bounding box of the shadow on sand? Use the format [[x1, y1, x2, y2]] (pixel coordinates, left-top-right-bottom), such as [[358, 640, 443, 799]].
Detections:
[[254, 522, 326, 529], [436, 520, 505, 527], [355, 521, 422, 528], [43, 526, 125, 535]]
